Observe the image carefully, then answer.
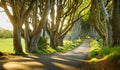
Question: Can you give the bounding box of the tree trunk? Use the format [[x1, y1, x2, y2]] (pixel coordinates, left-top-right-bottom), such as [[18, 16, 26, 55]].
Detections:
[[24, 23, 31, 52], [99, 0, 112, 46], [50, 34, 64, 48], [24, 34, 38, 53], [13, 24, 23, 54], [29, 38, 38, 53], [111, 0, 120, 46], [58, 37, 64, 46]]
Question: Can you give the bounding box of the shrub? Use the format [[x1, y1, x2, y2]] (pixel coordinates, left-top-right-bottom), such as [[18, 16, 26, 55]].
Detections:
[[37, 46, 56, 54], [73, 39, 83, 46], [98, 46, 120, 64], [89, 39, 101, 58], [56, 46, 66, 52], [89, 39, 120, 64], [37, 39, 83, 54], [38, 37, 49, 50]]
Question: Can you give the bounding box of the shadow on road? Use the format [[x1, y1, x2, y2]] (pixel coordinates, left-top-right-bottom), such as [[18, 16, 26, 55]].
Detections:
[[0, 39, 90, 70]]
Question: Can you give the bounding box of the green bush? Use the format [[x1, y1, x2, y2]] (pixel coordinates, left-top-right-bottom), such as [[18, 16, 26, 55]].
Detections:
[[89, 39, 120, 64], [56, 39, 83, 52], [98, 46, 120, 64], [73, 39, 83, 46], [98, 47, 110, 57], [37, 46, 56, 54], [38, 37, 49, 49], [56, 46, 66, 52], [37, 37, 57, 54], [64, 40, 73, 45], [89, 39, 101, 58], [37, 39, 83, 54]]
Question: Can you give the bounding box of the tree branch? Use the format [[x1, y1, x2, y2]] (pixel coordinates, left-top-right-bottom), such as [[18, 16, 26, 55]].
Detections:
[[23, 0, 36, 23]]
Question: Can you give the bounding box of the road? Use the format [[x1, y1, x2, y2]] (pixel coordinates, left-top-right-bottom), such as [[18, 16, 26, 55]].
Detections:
[[0, 39, 90, 70]]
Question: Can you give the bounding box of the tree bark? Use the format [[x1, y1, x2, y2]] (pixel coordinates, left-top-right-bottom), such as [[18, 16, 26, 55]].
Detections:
[[29, 37, 38, 53], [50, 34, 64, 48], [13, 24, 23, 54], [111, 0, 120, 46]]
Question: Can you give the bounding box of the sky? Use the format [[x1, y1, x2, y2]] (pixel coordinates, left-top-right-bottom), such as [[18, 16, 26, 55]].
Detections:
[[0, 7, 13, 30], [0, 5, 56, 31]]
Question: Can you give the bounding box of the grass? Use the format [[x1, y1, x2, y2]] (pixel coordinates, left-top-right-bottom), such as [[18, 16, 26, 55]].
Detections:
[[89, 39, 120, 64], [0, 38, 83, 55], [37, 39, 83, 54], [0, 38, 25, 54]]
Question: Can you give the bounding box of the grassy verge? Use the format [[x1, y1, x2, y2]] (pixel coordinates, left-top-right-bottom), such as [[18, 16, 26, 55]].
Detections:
[[37, 39, 83, 54], [0, 38, 25, 54], [89, 39, 120, 64], [0, 38, 83, 55]]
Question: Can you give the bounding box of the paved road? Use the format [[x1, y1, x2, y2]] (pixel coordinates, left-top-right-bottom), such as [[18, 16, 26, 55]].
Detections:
[[0, 39, 90, 70]]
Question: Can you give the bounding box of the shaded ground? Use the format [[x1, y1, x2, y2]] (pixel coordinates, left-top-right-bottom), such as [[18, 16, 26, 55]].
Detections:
[[0, 39, 90, 70], [82, 58, 120, 70]]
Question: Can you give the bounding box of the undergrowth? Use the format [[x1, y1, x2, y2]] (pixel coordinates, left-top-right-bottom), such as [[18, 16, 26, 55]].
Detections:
[[37, 39, 83, 54], [89, 39, 120, 64]]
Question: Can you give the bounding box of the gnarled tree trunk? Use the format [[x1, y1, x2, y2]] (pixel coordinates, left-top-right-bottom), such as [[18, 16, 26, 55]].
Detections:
[[13, 24, 23, 54], [50, 34, 64, 48], [111, 0, 120, 46]]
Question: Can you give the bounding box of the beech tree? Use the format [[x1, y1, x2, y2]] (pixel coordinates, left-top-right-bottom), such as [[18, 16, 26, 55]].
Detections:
[[23, 0, 50, 52], [46, 0, 90, 48], [90, 0, 112, 46], [0, 0, 36, 54], [0, 0, 50, 53], [111, 0, 120, 46]]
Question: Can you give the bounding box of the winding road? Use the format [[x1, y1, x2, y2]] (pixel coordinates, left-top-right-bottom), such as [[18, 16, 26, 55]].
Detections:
[[0, 39, 90, 70]]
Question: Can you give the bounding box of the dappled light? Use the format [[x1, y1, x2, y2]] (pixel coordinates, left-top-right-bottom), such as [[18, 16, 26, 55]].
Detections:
[[0, 40, 90, 70], [0, 0, 120, 70]]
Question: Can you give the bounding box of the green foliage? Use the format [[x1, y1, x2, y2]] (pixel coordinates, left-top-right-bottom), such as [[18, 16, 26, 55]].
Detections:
[[89, 39, 120, 64], [73, 39, 83, 46], [38, 37, 49, 50], [37, 37, 57, 54], [55, 46, 66, 52], [96, 37, 103, 47], [98, 46, 120, 64], [0, 38, 82, 55], [0, 29, 13, 38], [89, 39, 101, 58], [37, 45, 56, 54], [37, 39, 83, 54], [56, 39, 83, 52]]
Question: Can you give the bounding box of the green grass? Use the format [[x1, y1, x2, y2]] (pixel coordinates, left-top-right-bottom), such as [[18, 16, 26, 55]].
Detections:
[[0, 38, 82, 55], [37, 39, 83, 54], [55, 39, 83, 52], [89, 39, 120, 64], [0, 38, 25, 54]]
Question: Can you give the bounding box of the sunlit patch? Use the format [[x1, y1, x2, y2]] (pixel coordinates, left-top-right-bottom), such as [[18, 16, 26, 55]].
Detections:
[[22, 24, 25, 29], [3, 62, 29, 70], [52, 62, 78, 70], [7, 6, 13, 15], [29, 24, 33, 31], [3, 62, 44, 70]]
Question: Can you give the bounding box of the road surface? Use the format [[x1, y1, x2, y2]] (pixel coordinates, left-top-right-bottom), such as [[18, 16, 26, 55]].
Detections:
[[0, 39, 90, 70]]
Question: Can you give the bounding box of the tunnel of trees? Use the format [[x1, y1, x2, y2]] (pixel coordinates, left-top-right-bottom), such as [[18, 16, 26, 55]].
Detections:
[[0, 0, 120, 54]]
